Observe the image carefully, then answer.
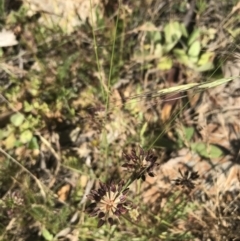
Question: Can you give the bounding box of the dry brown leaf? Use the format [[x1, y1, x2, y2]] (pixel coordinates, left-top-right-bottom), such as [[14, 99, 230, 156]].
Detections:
[[79, 175, 88, 188], [161, 103, 173, 123], [57, 184, 72, 202]]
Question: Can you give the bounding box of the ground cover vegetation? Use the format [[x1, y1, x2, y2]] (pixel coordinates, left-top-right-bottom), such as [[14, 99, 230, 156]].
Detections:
[[1, 0, 240, 240]]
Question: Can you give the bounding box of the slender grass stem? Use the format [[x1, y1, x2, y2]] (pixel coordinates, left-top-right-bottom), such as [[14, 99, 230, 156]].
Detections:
[[105, 2, 121, 114], [89, 0, 105, 100]]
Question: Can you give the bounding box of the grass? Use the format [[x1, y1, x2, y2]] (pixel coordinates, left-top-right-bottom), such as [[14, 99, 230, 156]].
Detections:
[[1, 0, 240, 240]]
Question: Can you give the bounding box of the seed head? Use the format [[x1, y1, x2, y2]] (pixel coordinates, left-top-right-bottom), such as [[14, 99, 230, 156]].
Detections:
[[173, 169, 199, 190], [122, 146, 158, 181], [86, 180, 131, 227]]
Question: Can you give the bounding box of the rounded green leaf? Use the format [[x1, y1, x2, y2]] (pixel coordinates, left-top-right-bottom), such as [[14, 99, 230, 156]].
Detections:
[[10, 113, 25, 127], [20, 130, 33, 144], [188, 41, 201, 57], [191, 142, 223, 158], [184, 127, 194, 141]]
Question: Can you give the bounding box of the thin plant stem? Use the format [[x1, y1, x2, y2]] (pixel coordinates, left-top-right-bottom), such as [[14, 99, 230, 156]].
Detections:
[[105, 2, 121, 113], [0, 147, 46, 199], [89, 0, 105, 99]]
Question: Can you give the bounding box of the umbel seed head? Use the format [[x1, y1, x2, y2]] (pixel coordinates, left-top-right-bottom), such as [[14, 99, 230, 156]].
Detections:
[[122, 146, 158, 181], [86, 180, 131, 228]]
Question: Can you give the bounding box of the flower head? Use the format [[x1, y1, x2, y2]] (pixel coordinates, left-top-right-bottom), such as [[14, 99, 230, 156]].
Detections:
[[122, 146, 158, 181], [173, 169, 199, 190], [86, 180, 131, 228]]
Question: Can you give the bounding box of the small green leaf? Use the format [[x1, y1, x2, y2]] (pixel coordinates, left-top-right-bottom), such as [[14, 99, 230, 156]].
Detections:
[[176, 131, 184, 148], [15, 140, 22, 147], [174, 48, 189, 65], [188, 28, 200, 46], [2, 126, 14, 138], [29, 136, 39, 150], [184, 127, 194, 141], [158, 57, 173, 70], [40, 103, 50, 112], [163, 42, 178, 53], [31, 78, 41, 89], [188, 56, 199, 64], [10, 113, 25, 127], [4, 133, 16, 149], [173, 48, 186, 55], [29, 88, 38, 96], [198, 52, 214, 66], [153, 31, 161, 43], [190, 142, 223, 158], [207, 28, 217, 39], [33, 101, 40, 109], [24, 101, 33, 112], [154, 43, 163, 56], [195, 62, 214, 72], [41, 228, 54, 241], [179, 23, 188, 38], [188, 41, 201, 57], [164, 21, 182, 51], [20, 120, 30, 131], [20, 130, 33, 144]]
